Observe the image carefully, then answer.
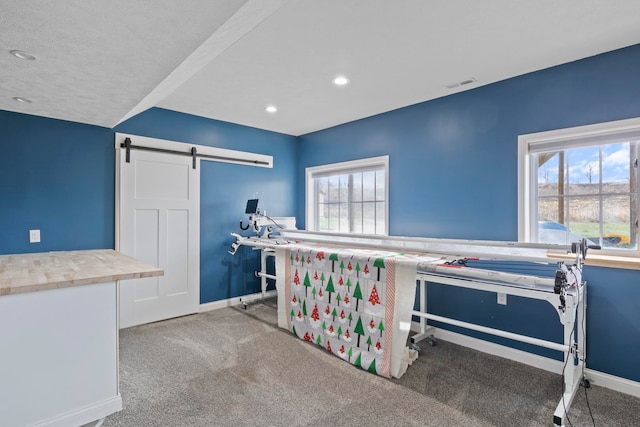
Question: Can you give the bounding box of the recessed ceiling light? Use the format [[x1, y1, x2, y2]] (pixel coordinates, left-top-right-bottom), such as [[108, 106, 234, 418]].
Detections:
[[10, 50, 36, 61], [333, 76, 349, 86], [13, 97, 33, 103], [265, 105, 277, 113]]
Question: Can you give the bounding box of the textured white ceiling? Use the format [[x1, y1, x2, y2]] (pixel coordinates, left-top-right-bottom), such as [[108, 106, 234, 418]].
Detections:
[[0, 0, 249, 127], [2, 0, 640, 135]]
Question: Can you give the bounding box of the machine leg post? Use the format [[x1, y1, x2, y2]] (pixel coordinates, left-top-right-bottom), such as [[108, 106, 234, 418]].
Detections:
[[411, 279, 436, 349], [253, 248, 275, 299], [420, 279, 426, 334], [552, 289, 585, 427], [260, 249, 268, 297]]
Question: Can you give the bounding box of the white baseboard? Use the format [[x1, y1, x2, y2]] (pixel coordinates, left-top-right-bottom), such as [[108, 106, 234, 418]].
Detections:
[[199, 290, 277, 313], [32, 395, 122, 427], [585, 369, 640, 398], [419, 326, 565, 374], [415, 324, 640, 398]]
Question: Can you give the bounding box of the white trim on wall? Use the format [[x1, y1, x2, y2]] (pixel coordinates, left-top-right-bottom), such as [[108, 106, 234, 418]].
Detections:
[[199, 290, 277, 312], [517, 116, 640, 243], [36, 396, 122, 427], [305, 155, 389, 234], [586, 369, 640, 399]]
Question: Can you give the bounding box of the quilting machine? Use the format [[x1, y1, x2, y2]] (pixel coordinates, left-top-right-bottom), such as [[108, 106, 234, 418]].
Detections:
[[228, 199, 297, 303], [229, 213, 592, 427]]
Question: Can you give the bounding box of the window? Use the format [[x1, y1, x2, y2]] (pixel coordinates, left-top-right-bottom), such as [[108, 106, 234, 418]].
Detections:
[[306, 156, 388, 235], [518, 118, 640, 255]]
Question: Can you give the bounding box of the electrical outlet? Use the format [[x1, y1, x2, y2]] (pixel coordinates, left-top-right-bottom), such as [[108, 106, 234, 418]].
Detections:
[[29, 229, 41, 243], [497, 292, 507, 305]]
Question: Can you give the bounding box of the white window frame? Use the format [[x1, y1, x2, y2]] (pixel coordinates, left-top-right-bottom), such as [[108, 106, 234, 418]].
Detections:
[[518, 117, 640, 256], [305, 156, 389, 235]]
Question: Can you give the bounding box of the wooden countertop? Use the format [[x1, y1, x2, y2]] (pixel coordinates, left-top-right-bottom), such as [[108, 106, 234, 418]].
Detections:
[[0, 249, 164, 296]]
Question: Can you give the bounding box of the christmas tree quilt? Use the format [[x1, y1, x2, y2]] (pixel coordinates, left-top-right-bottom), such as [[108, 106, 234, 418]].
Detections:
[[280, 245, 426, 379]]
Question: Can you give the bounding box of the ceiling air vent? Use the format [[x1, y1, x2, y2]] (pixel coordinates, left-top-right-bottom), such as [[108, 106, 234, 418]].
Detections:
[[446, 77, 477, 89]]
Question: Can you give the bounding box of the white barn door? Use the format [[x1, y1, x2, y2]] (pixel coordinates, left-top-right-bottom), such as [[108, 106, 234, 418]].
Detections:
[[117, 142, 200, 328]]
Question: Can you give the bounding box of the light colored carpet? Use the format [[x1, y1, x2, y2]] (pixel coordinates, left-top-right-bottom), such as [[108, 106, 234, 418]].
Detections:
[[100, 300, 639, 426]]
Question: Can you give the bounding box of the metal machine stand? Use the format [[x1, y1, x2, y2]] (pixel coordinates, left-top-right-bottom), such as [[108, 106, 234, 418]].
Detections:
[[255, 247, 276, 296], [411, 272, 587, 427], [229, 227, 592, 425], [238, 248, 277, 309]]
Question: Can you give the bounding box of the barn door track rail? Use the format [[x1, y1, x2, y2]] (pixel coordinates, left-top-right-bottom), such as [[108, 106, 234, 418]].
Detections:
[[121, 137, 270, 169]]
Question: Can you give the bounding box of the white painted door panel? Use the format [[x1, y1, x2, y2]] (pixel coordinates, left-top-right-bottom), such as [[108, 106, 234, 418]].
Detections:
[[118, 149, 199, 328]]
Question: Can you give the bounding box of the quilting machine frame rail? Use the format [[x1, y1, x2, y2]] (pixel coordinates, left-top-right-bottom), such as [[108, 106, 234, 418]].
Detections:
[[229, 229, 589, 427]]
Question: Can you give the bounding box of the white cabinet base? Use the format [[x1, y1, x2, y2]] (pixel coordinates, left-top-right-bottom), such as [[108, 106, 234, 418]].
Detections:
[[0, 282, 121, 427]]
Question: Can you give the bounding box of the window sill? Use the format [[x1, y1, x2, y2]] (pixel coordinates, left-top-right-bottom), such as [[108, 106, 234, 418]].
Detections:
[[547, 251, 640, 270]]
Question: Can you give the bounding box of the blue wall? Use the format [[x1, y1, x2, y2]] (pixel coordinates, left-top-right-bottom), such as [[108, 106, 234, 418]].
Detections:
[[0, 111, 114, 254], [2, 44, 639, 383], [0, 108, 296, 306], [296, 44, 640, 382]]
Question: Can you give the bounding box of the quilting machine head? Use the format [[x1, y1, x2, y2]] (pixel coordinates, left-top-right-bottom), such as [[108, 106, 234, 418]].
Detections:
[[237, 198, 285, 237], [228, 199, 262, 255], [229, 199, 297, 254], [239, 198, 262, 234], [554, 238, 593, 312]]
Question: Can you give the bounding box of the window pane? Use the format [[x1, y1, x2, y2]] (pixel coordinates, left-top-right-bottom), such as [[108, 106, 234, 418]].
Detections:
[[567, 146, 599, 195], [363, 171, 375, 201], [339, 202, 349, 233], [351, 202, 363, 233], [328, 204, 340, 232], [537, 152, 561, 196], [362, 202, 375, 234], [375, 170, 385, 200], [538, 197, 571, 244], [317, 177, 328, 204], [567, 196, 600, 244], [538, 197, 564, 223], [538, 181, 562, 198], [376, 201, 385, 234], [318, 203, 329, 231], [339, 174, 349, 203], [602, 142, 630, 193], [537, 151, 573, 197], [352, 173, 362, 202], [328, 175, 340, 203], [602, 195, 636, 249]]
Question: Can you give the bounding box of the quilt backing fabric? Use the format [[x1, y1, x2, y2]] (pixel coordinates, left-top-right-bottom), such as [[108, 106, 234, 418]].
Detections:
[[279, 244, 435, 378]]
